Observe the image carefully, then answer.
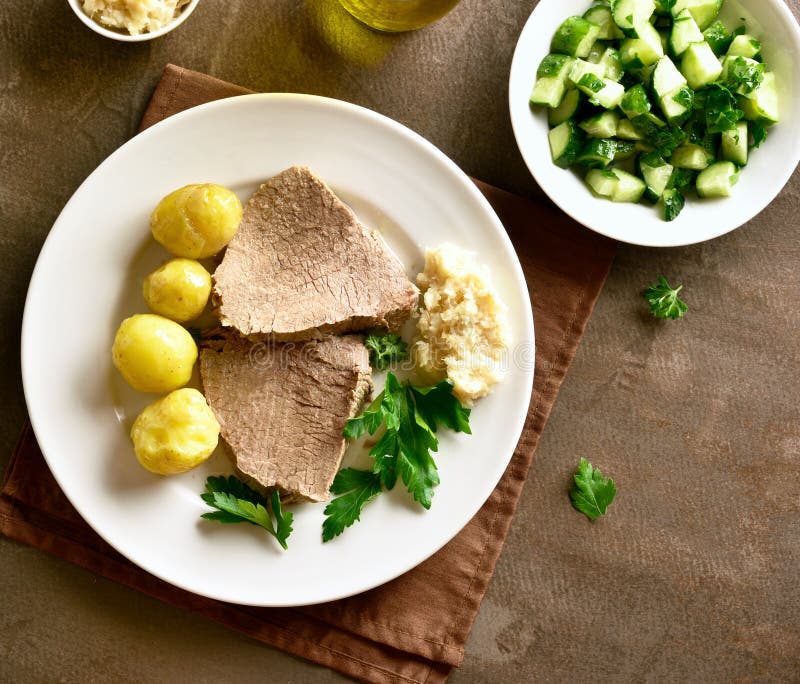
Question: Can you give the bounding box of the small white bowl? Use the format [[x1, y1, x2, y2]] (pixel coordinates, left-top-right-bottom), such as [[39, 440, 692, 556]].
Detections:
[[509, 0, 800, 247], [66, 0, 200, 42]]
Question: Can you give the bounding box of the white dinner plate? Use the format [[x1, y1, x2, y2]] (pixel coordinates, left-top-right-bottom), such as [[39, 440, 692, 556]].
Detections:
[[21, 94, 535, 606]]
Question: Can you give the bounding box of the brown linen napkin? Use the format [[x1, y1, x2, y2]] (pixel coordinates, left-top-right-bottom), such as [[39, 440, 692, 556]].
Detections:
[[0, 65, 616, 684]]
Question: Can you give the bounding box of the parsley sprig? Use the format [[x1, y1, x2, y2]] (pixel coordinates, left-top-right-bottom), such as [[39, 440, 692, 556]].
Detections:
[[201, 475, 293, 549], [644, 276, 688, 320], [322, 372, 471, 542], [364, 333, 409, 371], [569, 458, 617, 521]]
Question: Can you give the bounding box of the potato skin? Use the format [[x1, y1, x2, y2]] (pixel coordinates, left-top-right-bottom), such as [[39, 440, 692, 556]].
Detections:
[[150, 184, 242, 259], [112, 314, 197, 393], [143, 258, 211, 322], [131, 388, 220, 475]]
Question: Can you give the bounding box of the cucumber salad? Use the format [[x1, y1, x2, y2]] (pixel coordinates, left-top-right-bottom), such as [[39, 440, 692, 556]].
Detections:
[[530, 0, 779, 221]]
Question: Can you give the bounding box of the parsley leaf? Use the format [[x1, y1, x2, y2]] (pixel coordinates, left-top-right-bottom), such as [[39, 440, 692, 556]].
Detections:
[[668, 168, 696, 191], [201, 475, 293, 550], [672, 86, 694, 111], [663, 188, 685, 222], [323, 372, 471, 541], [364, 333, 409, 371], [411, 382, 472, 435], [631, 116, 686, 157], [569, 458, 617, 521], [643, 276, 688, 320], [322, 469, 383, 542], [750, 120, 769, 148], [701, 84, 744, 134], [725, 56, 764, 94]]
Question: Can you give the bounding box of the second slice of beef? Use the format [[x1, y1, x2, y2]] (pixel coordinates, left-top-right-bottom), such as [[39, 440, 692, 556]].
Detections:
[[200, 335, 372, 502], [213, 165, 419, 340]]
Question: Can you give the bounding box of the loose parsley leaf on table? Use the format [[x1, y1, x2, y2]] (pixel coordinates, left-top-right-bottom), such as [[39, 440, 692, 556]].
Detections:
[[569, 458, 617, 521], [323, 372, 471, 542], [644, 276, 688, 320], [201, 475, 293, 550], [364, 333, 409, 371]]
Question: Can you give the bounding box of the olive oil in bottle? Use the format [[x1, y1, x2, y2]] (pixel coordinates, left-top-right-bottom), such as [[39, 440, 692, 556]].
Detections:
[[338, 0, 462, 32]]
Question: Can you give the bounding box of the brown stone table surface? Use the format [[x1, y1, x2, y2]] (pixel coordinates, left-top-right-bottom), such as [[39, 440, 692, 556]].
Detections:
[[2, 1, 799, 682]]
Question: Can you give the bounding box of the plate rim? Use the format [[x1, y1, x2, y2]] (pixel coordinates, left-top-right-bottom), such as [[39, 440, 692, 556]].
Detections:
[[21, 92, 536, 606]]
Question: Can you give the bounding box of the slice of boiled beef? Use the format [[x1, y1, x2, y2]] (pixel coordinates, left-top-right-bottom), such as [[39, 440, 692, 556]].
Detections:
[[213, 165, 418, 340], [199, 334, 372, 502]]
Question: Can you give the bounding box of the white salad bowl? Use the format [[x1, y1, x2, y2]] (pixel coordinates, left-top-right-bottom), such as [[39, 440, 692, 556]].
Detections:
[[66, 0, 201, 42], [509, 0, 800, 247]]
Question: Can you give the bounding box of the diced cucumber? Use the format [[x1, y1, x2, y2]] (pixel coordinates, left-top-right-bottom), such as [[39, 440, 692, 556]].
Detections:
[[585, 168, 647, 203], [548, 89, 582, 126], [721, 56, 765, 95], [568, 59, 606, 87], [660, 85, 694, 124], [577, 138, 618, 168], [591, 79, 626, 109], [653, 56, 687, 98], [670, 0, 723, 31], [570, 61, 626, 108], [614, 140, 637, 160], [670, 9, 704, 57], [548, 120, 585, 168], [585, 168, 620, 197], [584, 5, 624, 40], [696, 161, 740, 197], [611, 0, 656, 32], [532, 0, 777, 222], [587, 42, 605, 64], [617, 118, 644, 140], [580, 110, 620, 138], [620, 84, 653, 119], [609, 169, 648, 202], [703, 20, 732, 55], [620, 20, 664, 68], [530, 54, 575, 108], [721, 121, 748, 165], [551, 16, 601, 58], [599, 48, 624, 81], [728, 34, 761, 59], [671, 142, 714, 169], [680, 41, 723, 89], [639, 153, 675, 202], [739, 71, 779, 123]]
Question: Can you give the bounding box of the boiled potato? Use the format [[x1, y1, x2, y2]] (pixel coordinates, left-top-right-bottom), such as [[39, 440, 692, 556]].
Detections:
[[131, 388, 220, 475], [150, 183, 242, 259], [112, 314, 197, 393], [143, 258, 211, 322]]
